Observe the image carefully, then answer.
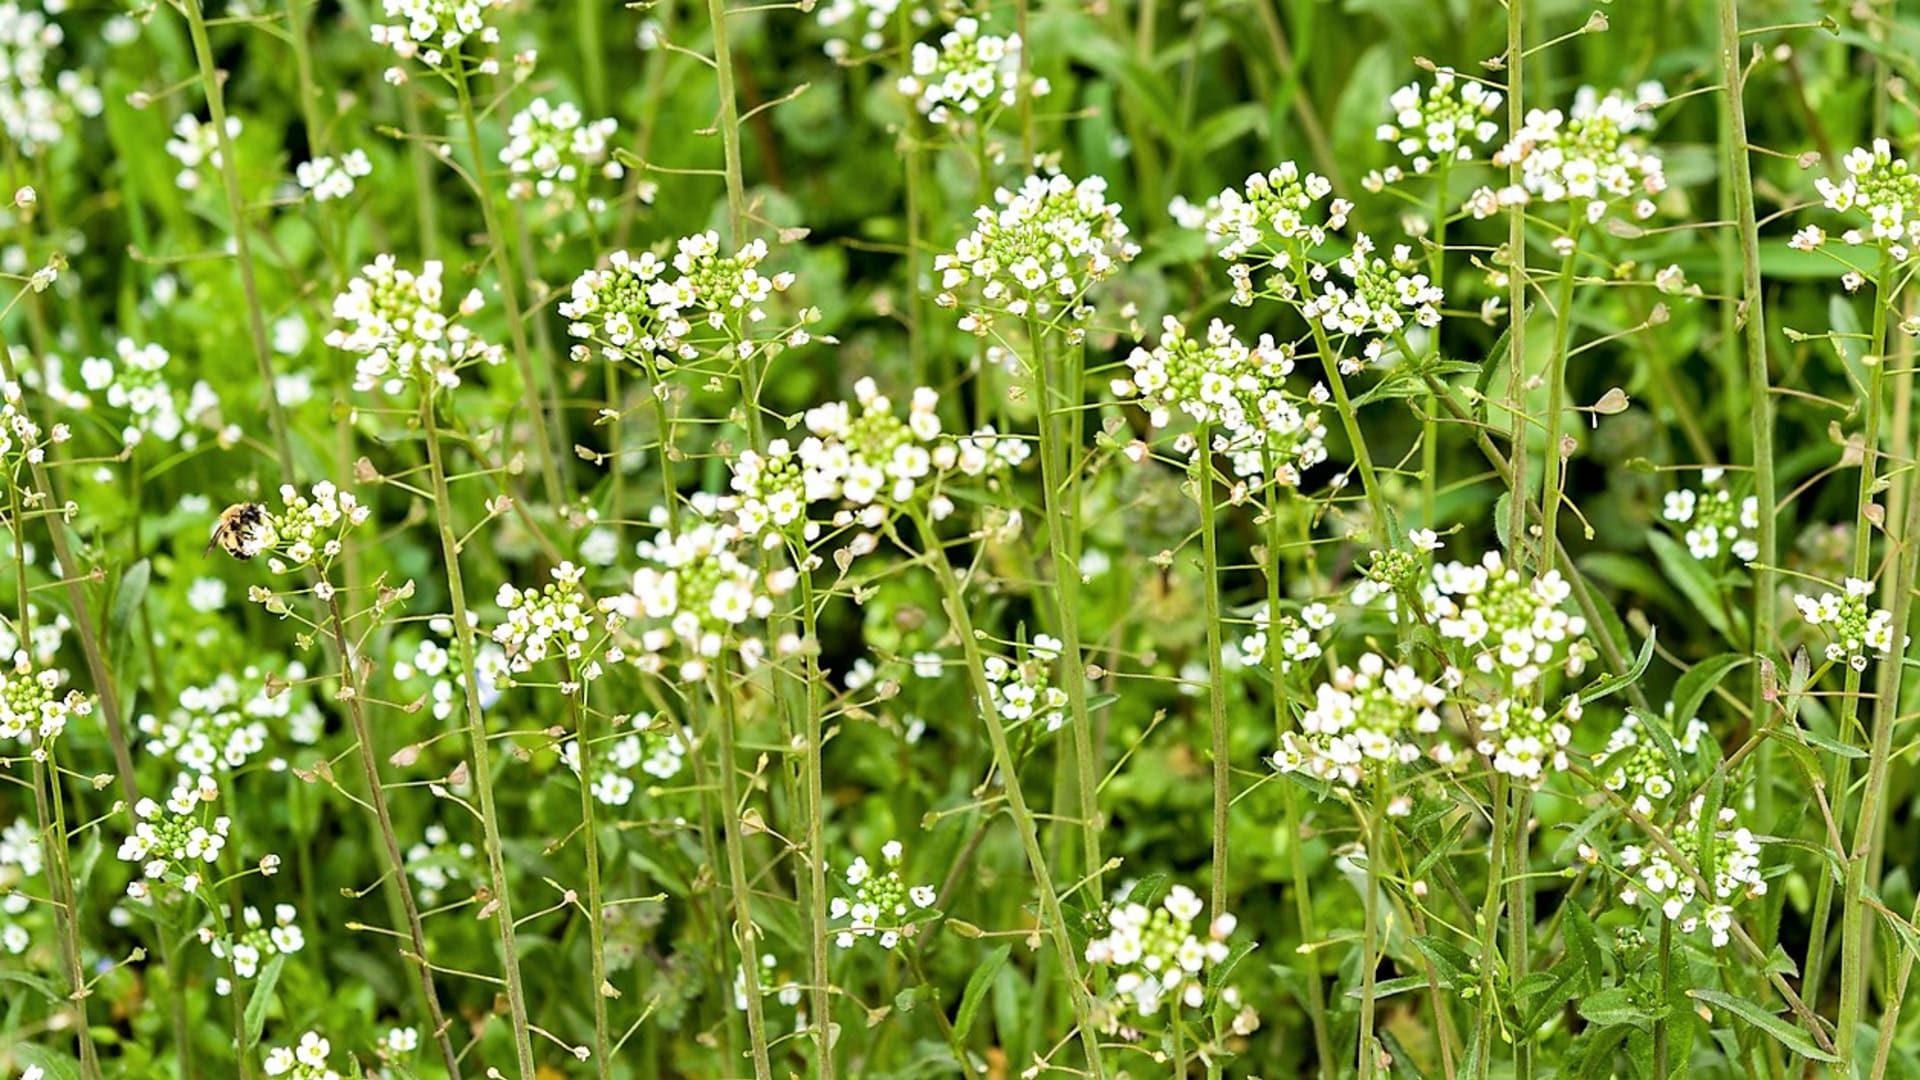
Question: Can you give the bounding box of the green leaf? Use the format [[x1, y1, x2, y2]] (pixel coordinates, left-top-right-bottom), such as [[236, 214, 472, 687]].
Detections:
[[1412, 936, 1476, 990], [1562, 902, 1604, 988], [1687, 988, 1838, 1063], [243, 951, 288, 1047], [1578, 986, 1664, 1028], [1343, 974, 1430, 1001], [1794, 727, 1867, 760], [951, 944, 1009, 1045], [1580, 627, 1656, 705], [1668, 654, 1749, 732], [10, 1045, 82, 1080]]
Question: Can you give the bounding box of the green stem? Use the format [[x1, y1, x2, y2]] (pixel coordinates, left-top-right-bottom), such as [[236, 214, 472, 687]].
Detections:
[[1358, 808, 1382, 1080], [709, 665, 775, 1080], [564, 665, 612, 1078], [706, 0, 749, 244], [450, 63, 567, 509], [1503, 0, 1529, 560], [1538, 226, 1582, 555], [1508, 787, 1533, 1080], [1655, 913, 1673, 1079], [325, 592, 463, 1078], [1196, 423, 1231, 911], [421, 391, 539, 1079], [796, 564, 835, 1078], [1023, 316, 1104, 895], [1470, 775, 1508, 1080], [909, 508, 1109, 1078]]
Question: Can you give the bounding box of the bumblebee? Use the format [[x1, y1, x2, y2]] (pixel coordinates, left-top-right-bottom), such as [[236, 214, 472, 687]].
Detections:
[[206, 502, 272, 560]]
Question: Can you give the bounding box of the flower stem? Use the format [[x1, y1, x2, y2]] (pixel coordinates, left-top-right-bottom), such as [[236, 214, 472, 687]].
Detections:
[[908, 507, 1109, 1079], [1195, 423, 1231, 912], [1357, 808, 1382, 1080], [324, 592, 463, 1078], [420, 392, 540, 1079], [1507, 787, 1533, 1080], [1023, 316, 1104, 896], [1503, 0, 1530, 560], [794, 564, 836, 1077], [563, 664, 612, 1078], [705, 0, 750, 244], [450, 63, 567, 509], [1654, 913, 1673, 1078], [708, 664, 775, 1080], [1537, 226, 1582, 556], [1470, 774, 1507, 1080]]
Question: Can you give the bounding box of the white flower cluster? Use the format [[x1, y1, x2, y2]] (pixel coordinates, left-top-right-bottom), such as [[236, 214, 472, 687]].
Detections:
[[1196, 162, 1342, 262], [831, 839, 935, 949], [491, 561, 621, 678], [326, 255, 502, 395], [79, 338, 222, 449], [562, 235, 806, 368], [1429, 551, 1593, 688], [1119, 317, 1331, 488], [1492, 83, 1667, 222], [1426, 551, 1596, 783], [0, 817, 36, 956], [897, 17, 1045, 125], [370, 0, 505, 65], [1794, 577, 1903, 672], [1594, 710, 1708, 816], [1084, 884, 1250, 1024], [1375, 68, 1501, 174], [165, 113, 240, 192], [604, 507, 797, 681], [203, 903, 306, 996], [816, 0, 929, 58], [295, 150, 372, 203], [257, 481, 373, 574], [561, 718, 689, 806], [1661, 469, 1759, 562], [0, 3, 103, 157], [726, 378, 1023, 546], [982, 635, 1070, 732], [404, 823, 475, 905], [1272, 653, 1453, 789], [392, 623, 507, 722], [1310, 236, 1445, 347], [1616, 797, 1766, 947], [1811, 139, 1920, 256], [262, 1031, 342, 1080], [0, 659, 92, 751], [118, 773, 230, 898], [1238, 602, 1331, 673], [935, 172, 1137, 333], [0, 379, 66, 464], [0, 604, 66, 669], [136, 664, 317, 773], [500, 98, 621, 203]]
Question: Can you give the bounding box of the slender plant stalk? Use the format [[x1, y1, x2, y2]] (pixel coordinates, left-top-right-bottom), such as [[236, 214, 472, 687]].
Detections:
[[182, 0, 296, 478], [1839, 470, 1920, 1074], [324, 593, 464, 1079], [1806, 252, 1894, 1002], [29, 748, 101, 1079], [1503, 0, 1529, 560], [909, 507, 1109, 1079], [1507, 788, 1533, 1080], [1357, 808, 1382, 1080], [795, 566, 836, 1077], [709, 665, 776, 1080], [1537, 228, 1582, 553], [562, 664, 613, 1078], [1470, 775, 1508, 1080], [449, 64, 567, 509], [706, 0, 750, 244], [1023, 316, 1104, 894], [420, 392, 540, 1079], [1195, 424, 1230, 911], [1654, 913, 1673, 1078], [1291, 267, 1392, 540]]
